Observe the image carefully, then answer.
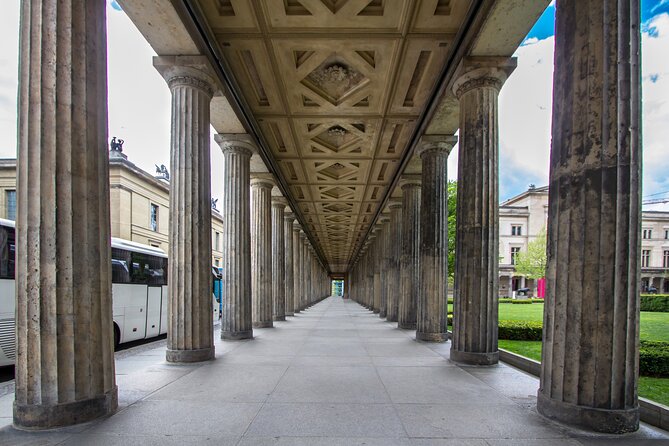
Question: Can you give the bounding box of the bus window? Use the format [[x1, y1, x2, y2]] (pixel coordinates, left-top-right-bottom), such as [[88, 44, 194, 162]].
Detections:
[[0, 226, 15, 280], [111, 248, 131, 284]]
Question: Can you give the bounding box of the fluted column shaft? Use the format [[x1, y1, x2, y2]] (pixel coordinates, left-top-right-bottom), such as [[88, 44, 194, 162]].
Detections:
[[293, 225, 301, 313], [14, 0, 117, 428], [399, 180, 421, 329], [371, 234, 381, 313], [285, 215, 295, 316], [217, 136, 253, 340], [251, 178, 274, 328], [417, 137, 456, 342], [271, 199, 286, 321], [386, 203, 402, 322], [156, 56, 217, 364], [379, 221, 390, 318], [537, 0, 641, 434], [299, 233, 307, 310], [450, 58, 515, 365]]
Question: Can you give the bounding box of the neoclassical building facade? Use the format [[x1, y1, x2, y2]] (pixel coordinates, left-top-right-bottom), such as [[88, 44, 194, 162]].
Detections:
[[11, 0, 642, 436]]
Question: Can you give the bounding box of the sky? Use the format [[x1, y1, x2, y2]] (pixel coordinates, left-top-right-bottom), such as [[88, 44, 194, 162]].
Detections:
[[0, 0, 667, 208]]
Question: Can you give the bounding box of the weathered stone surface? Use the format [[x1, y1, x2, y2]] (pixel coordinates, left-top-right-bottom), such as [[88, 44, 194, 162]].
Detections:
[[386, 201, 402, 323], [216, 134, 254, 340], [271, 198, 286, 321], [155, 55, 218, 364], [416, 136, 456, 342], [399, 176, 421, 330], [450, 57, 515, 366], [251, 175, 274, 328], [292, 223, 302, 313], [379, 218, 390, 319], [537, 0, 641, 434], [284, 212, 295, 316], [14, 0, 117, 429]]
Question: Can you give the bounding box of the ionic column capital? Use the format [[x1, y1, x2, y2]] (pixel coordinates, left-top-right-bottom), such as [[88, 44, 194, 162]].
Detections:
[[250, 173, 275, 189], [400, 174, 422, 190], [417, 135, 458, 158], [215, 133, 256, 157], [153, 55, 218, 97], [284, 211, 295, 223], [388, 199, 403, 210], [452, 56, 517, 99], [272, 196, 288, 209]]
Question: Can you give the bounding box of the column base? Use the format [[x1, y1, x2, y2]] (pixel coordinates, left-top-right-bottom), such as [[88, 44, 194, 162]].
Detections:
[[14, 386, 118, 430], [387, 316, 398, 323], [373, 309, 380, 314], [166, 347, 215, 363], [253, 321, 274, 328], [294, 310, 301, 313], [398, 322, 417, 330], [379, 311, 387, 318], [273, 315, 286, 321], [450, 348, 498, 365], [416, 331, 448, 342], [286, 312, 294, 317], [537, 390, 639, 434], [221, 329, 253, 340]]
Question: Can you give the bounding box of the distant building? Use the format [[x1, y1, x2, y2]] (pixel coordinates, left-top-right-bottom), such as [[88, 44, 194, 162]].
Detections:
[[499, 185, 668, 296], [0, 152, 225, 267]]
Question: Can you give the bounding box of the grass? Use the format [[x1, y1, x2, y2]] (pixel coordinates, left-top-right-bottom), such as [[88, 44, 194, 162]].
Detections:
[[495, 302, 669, 406]]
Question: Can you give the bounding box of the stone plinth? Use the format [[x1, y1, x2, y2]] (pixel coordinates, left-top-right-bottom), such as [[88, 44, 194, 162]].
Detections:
[[536, 0, 641, 434], [216, 134, 254, 340], [450, 57, 515, 366], [251, 176, 274, 328], [14, 0, 117, 429], [416, 136, 456, 342]]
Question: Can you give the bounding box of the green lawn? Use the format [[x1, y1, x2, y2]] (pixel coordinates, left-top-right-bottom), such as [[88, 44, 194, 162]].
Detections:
[[496, 302, 669, 406]]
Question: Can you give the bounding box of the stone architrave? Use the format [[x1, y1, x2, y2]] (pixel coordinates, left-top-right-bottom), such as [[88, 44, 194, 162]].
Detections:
[[271, 197, 286, 321], [216, 134, 254, 340], [386, 201, 403, 323], [251, 175, 275, 328], [450, 57, 516, 365], [14, 0, 118, 429], [284, 212, 296, 316], [155, 55, 218, 364], [416, 136, 457, 342], [399, 176, 421, 330], [537, 0, 641, 434]]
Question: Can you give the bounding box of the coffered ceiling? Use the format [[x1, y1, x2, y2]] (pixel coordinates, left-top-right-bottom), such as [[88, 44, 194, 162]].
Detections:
[[192, 0, 470, 272]]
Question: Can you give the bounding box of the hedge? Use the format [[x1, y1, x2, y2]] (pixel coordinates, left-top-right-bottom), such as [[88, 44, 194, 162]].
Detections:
[[511, 300, 533, 305], [498, 320, 543, 341], [640, 340, 669, 377], [640, 295, 669, 312]]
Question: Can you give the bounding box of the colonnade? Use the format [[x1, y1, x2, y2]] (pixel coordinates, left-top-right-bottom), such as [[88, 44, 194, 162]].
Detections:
[[12, 0, 641, 435]]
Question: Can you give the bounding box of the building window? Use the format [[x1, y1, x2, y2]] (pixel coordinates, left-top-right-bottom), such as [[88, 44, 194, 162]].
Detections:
[[642, 250, 651, 268], [511, 247, 521, 265], [150, 204, 159, 232], [215, 231, 220, 251], [5, 190, 16, 221], [643, 229, 652, 240], [665, 230, 669, 240], [511, 225, 522, 236], [664, 250, 669, 268]]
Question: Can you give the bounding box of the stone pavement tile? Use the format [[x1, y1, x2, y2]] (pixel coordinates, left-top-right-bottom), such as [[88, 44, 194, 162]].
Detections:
[[377, 366, 516, 405], [85, 400, 261, 437], [310, 329, 360, 338], [485, 440, 582, 446], [0, 426, 74, 446], [230, 339, 305, 356], [246, 403, 407, 438], [462, 366, 540, 401], [410, 440, 489, 446], [0, 418, 11, 429], [291, 355, 373, 367], [569, 423, 669, 445], [147, 364, 288, 403], [0, 393, 12, 417], [372, 356, 452, 367], [269, 365, 390, 403], [395, 403, 570, 439], [59, 432, 240, 445], [115, 364, 198, 406], [298, 341, 368, 357], [364, 342, 441, 358], [216, 354, 295, 366], [238, 437, 413, 445], [358, 329, 412, 338]]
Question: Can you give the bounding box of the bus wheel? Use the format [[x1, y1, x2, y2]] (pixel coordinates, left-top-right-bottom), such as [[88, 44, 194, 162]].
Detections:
[[113, 324, 120, 350]]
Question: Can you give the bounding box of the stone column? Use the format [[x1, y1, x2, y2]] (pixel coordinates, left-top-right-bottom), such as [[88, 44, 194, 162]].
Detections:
[[299, 232, 307, 311], [386, 201, 403, 322], [379, 218, 390, 318], [399, 176, 421, 330], [293, 223, 302, 313], [371, 231, 381, 313], [417, 136, 456, 342], [285, 212, 295, 316], [272, 197, 286, 321], [216, 134, 254, 340], [537, 0, 641, 434], [251, 175, 274, 328], [155, 56, 217, 363], [449, 57, 515, 365], [14, 0, 117, 428]]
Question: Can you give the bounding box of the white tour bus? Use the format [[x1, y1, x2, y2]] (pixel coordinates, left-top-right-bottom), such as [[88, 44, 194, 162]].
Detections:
[[0, 218, 219, 367]]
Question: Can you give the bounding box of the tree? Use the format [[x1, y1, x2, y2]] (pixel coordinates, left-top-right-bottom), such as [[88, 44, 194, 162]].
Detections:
[[514, 227, 547, 279], [447, 180, 457, 280]]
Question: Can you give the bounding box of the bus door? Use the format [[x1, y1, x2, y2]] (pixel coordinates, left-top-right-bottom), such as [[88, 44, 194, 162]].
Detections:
[[145, 285, 162, 338]]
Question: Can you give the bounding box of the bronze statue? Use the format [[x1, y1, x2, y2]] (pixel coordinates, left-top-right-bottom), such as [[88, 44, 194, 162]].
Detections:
[[110, 136, 124, 152]]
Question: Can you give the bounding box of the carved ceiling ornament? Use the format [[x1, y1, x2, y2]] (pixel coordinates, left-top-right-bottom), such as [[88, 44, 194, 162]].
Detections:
[[302, 57, 368, 106]]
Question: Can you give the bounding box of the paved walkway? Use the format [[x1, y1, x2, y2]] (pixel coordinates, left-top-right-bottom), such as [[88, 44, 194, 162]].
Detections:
[[0, 297, 668, 445]]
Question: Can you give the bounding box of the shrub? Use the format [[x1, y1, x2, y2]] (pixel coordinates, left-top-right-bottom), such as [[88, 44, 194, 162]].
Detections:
[[511, 299, 533, 304], [640, 340, 669, 377], [531, 298, 544, 303], [498, 320, 543, 341], [499, 298, 514, 304], [640, 295, 669, 312]]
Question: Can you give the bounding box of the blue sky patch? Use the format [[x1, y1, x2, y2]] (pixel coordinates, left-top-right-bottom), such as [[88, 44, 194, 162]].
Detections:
[[111, 1, 122, 11]]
